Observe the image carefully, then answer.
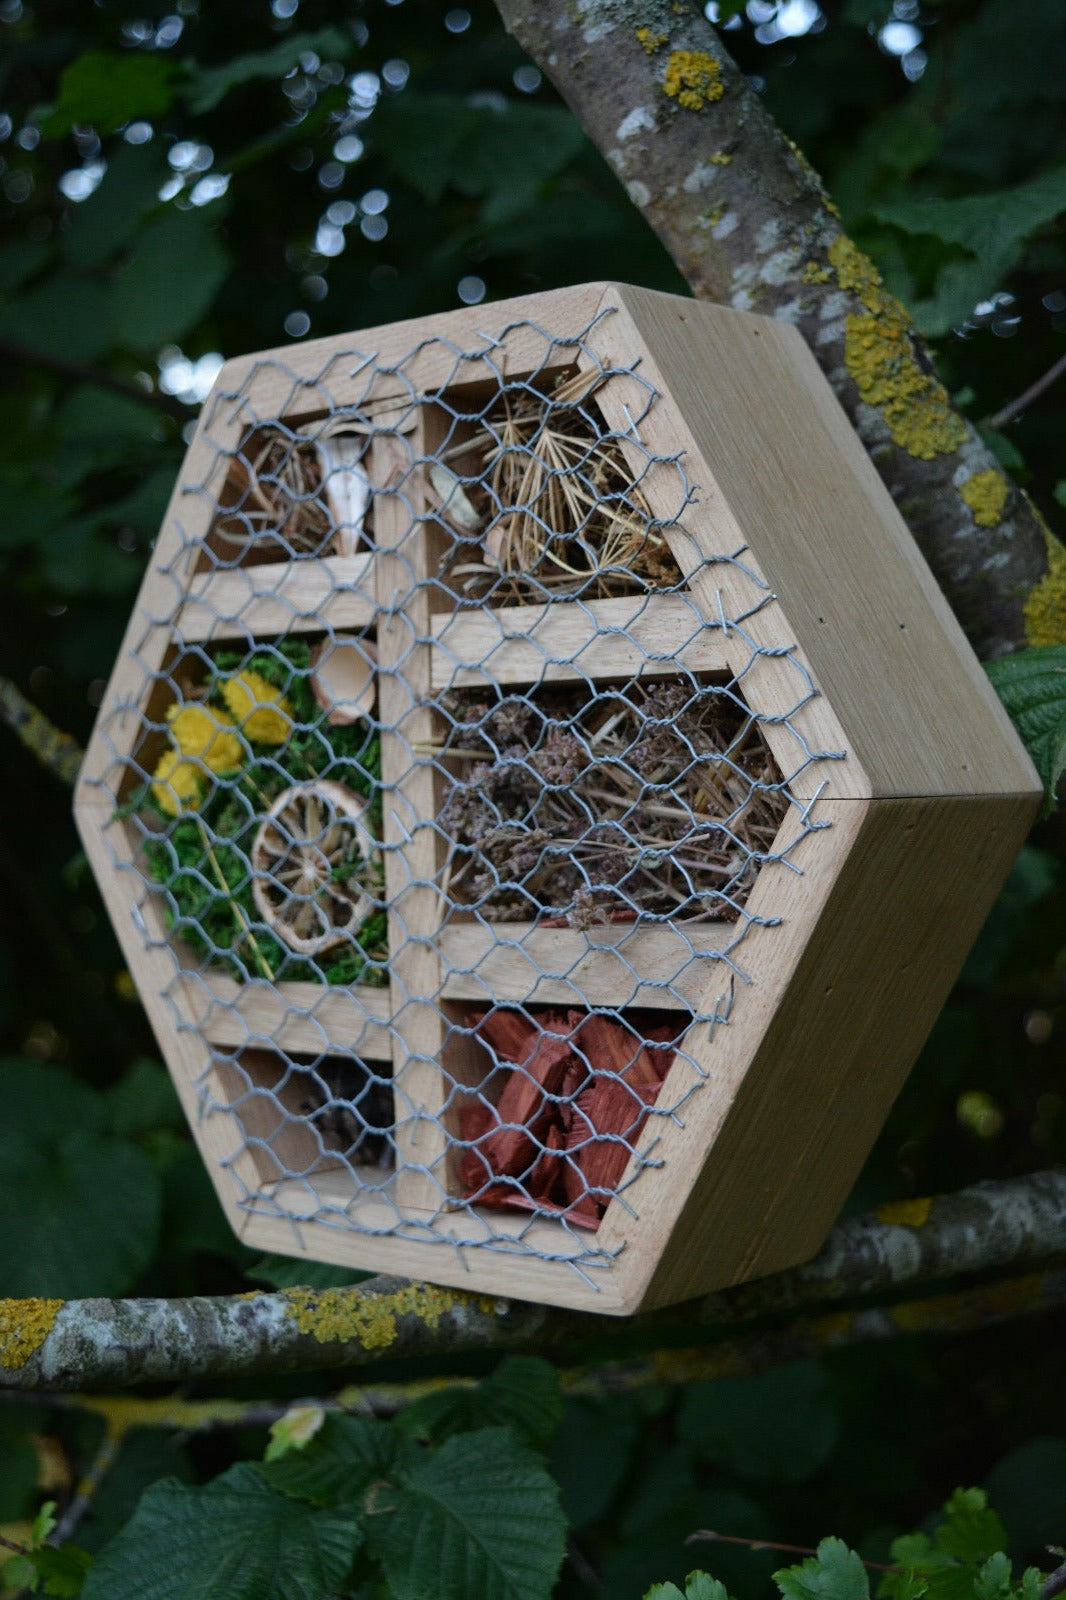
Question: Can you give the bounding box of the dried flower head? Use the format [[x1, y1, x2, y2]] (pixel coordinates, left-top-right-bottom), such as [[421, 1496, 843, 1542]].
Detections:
[[221, 670, 294, 745], [151, 747, 203, 817], [166, 703, 243, 772]]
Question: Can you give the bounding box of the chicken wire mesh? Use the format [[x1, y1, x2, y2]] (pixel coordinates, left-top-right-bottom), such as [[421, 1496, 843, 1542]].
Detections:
[[83, 308, 840, 1285]]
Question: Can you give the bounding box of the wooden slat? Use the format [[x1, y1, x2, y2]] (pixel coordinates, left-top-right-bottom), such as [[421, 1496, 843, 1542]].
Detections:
[[171, 973, 393, 1058], [176, 554, 376, 642], [373, 420, 454, 1213], [430, 593, 728, 689], [438, 920, 732, 1010]]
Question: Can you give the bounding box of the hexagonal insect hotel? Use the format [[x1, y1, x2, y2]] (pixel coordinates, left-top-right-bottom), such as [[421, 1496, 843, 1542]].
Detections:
[[75, 283, 1041, 1314]]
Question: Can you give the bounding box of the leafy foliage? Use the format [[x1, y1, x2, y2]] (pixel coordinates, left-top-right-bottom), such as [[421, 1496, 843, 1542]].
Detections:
[[986, 645, 1066, 812]]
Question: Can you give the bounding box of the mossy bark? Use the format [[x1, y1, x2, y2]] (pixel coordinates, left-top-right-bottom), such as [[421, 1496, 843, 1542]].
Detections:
[[3, 1170, 1065, 1389], [492, 0, 1056, 660]]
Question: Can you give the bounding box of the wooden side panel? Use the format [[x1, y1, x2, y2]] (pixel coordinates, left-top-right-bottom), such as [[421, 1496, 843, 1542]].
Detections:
[[606, 284, 1040, 804], [622, 786, 1040, 1312]]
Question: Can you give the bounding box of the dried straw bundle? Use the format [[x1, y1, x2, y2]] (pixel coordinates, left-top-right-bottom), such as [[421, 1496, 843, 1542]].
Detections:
[[214, 430, 332, 556], [441, 372, 682, 600], [440, 680, 788, 924]]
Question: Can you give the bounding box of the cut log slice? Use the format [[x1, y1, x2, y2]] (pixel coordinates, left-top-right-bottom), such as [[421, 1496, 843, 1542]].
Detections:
[[251, 779, 378, 956], [310, 636, 377, 725]]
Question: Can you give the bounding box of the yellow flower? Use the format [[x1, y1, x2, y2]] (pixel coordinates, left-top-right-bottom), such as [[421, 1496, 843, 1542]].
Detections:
[[151, 748, 203, 817], [166, 703, 243, 773], [220, 670, 294, 745]]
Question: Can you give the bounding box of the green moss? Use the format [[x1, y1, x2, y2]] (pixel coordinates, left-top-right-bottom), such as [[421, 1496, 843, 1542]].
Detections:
[[142, 638, 387, 986]]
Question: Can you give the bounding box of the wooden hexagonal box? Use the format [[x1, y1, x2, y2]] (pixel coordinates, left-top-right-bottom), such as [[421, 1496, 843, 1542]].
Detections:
[[74, 282, 1040, 1314]]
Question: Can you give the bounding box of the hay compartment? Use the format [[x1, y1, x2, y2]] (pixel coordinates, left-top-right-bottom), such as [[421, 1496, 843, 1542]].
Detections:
[[75, 283, 1039, 1314]]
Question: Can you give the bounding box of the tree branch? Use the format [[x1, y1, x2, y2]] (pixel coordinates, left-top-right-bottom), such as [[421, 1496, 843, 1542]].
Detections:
[[491, 0, 1059, 659], [3, 1170, 1064, 1390], [0, 677, 85, 787], [0, 337, 194, 421], [3, 1264, 1063, 1414]]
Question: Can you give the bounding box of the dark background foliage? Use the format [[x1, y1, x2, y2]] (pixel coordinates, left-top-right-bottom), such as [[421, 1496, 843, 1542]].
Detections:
[[1, 0, 1066, 1593]]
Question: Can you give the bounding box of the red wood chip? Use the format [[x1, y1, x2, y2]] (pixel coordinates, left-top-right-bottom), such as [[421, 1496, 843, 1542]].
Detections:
[[461, 1008, 673, 1224]]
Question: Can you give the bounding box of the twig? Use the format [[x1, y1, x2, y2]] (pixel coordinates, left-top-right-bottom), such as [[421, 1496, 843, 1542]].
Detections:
[[0, 677, 84, 786], [1041, 1559, 1066, 1600], [0, 336, 193, 421], [49, 1424, 123, 1545], [985, 349, 1066, 430], [195, 817, 275, 981], [685, 1530, 898, 1572]]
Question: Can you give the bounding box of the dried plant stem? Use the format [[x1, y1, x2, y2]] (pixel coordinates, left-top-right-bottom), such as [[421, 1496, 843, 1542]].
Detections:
[[196, 818, 275, 981]]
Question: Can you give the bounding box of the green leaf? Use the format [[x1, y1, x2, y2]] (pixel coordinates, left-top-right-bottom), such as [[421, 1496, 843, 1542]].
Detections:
[[646, 1579, 732, 1600], [0, 273, 113, 362], [0, 1058, 106, 1139], [262, 1414, 405, 1507], [875, 166, 1066, 334], [80, 1464, 361, 1600], [375, 93, 585, 225], [39, 521, 141, 599], [0, 1123, 161, 1297], [184, 29, 352, 114], [264, 1405, 327, 1462], [106, 1058, 184, 1139], [243, 1252, 370, 1290], [936, 1489, 1007, 1565], [0, 1425, 39, 1520], [548, 1393, 640, 1530], [0, 238, 50, 296], [27, 1543, 93, 1597], [985, 1436, 1066, 1558], [37, 52, 179, 138], [985, 645, 1066, 813], [62, 144, 169, 268], [775, 1538, 871, 1600], [2, 1555, 37, 1592], [371, 1427, 566, 1600], [398, 1356, 563, 1450], [110, 207, 230, 349], [678, 1360, 840, 1483]]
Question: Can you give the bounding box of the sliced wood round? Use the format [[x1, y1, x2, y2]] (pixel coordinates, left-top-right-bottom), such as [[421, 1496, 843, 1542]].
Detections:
[[310, 636, 377, 724], [251, 780, 377, 955]]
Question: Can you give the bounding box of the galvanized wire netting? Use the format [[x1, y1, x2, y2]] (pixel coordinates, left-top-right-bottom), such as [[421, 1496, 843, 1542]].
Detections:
[[87, 310, 837, 1282]]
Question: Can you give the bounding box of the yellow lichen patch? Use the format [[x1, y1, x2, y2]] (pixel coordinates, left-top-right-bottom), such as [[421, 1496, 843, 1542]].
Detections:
[[710, 151, 732, 165], [1024, 525, 1066, 647], [635, 25, 667, 52], [829, 237, 967, 461], [0, 1298, 63, 1371], [283, 1281, 493, 1350], [707, 203, 725, 229], [802, 260, 832, 285], [662, 50, 724, 111], [875, 1195, 934, 1229], [959, 469, 1010, 528]]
